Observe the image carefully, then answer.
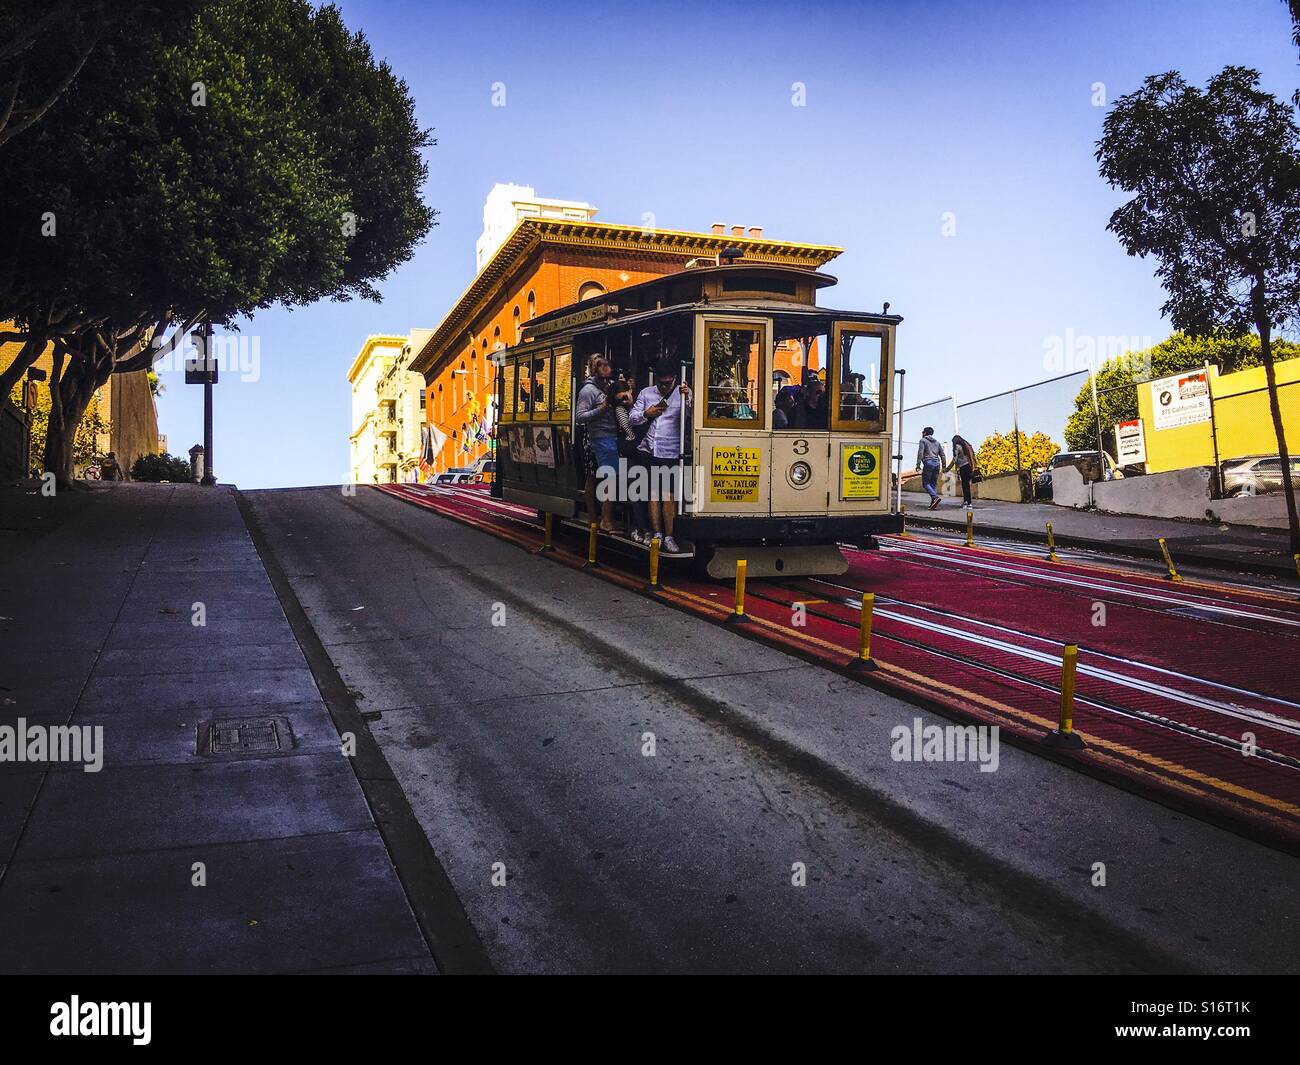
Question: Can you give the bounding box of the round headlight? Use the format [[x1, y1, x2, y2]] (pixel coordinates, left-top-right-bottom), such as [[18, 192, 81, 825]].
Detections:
[[788, 460, 812, 487]]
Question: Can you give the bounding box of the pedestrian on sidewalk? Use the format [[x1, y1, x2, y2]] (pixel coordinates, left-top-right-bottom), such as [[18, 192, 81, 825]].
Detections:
[[916, 427, 946, 509], [950, 433, 977, 507]]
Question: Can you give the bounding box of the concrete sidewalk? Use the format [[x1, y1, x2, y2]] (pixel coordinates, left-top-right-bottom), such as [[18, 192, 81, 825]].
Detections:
[[0, 482, 434, 973], [901, 490, 1297, 576]]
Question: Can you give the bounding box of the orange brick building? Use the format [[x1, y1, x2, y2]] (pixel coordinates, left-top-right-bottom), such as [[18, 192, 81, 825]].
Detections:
[[410, 215, 842, 475]]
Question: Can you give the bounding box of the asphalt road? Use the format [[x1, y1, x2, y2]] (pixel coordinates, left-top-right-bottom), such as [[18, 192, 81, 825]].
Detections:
[[243, 485, 1300, 974]]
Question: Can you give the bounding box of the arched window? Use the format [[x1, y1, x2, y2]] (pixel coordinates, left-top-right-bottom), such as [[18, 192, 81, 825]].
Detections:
[[512, 306, 521, 340], [577, 280, 606, 302], [527, 291, 536, 319]]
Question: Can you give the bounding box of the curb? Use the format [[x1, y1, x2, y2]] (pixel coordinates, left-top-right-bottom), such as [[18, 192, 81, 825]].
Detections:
[[906, 515, 1296, 579]]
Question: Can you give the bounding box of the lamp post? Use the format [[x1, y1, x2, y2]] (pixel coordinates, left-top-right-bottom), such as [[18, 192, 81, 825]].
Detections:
[[186, 322, 217, 485]]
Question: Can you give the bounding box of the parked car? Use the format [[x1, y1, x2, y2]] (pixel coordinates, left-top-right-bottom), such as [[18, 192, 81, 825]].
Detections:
[[468, 456, 496, 484], [433, 467, 475, 484], [1051, 450, 1123, 484], [1221, 455, 1300, 497]]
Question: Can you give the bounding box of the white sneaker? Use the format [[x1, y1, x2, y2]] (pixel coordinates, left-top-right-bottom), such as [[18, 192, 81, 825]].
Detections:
[[630, 529, 645, 545], [662, 535, 681, 554]]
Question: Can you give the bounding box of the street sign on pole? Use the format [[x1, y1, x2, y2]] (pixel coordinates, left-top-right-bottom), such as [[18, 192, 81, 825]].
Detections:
[[187, 322, 217, 485]]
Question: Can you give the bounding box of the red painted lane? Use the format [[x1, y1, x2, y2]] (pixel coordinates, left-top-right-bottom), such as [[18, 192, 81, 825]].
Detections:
[[373, 484, 1300, 849], [835, 542, 1300, 702], [872, 536, 1300, 635]]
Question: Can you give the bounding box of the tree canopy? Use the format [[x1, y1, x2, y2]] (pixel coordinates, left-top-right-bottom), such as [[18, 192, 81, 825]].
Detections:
[[1061, 333, 1299, 450], [0, 0, 435, 483], [976, 430, 1060, 476], [1097, 65, 1300, 551]]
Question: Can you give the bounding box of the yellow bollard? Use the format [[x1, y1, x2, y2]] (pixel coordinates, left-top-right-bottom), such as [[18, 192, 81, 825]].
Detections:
[[645, 536, 661, 591], [849, 592, 878, 672], [1293, 553, 1299, 584], [898, 504, 909, 538], [583, 521, 599, 568], [1045, 521, 1060, 563], [1157, 537, 1183, 582], [535, 511, 556, 553], [725, 559, 748, 623], [1043, 643, 1085, 749], [964, 508, 974, 548]]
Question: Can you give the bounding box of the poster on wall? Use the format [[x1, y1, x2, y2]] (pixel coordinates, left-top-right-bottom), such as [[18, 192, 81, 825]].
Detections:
[[517, 427, 536, 465], [533, 425, 555, 468], [840, 443, 882, 500], [709, 446, 762, 503], [1115, 419, 1146, 465], [1149, 371, 1210, 431]]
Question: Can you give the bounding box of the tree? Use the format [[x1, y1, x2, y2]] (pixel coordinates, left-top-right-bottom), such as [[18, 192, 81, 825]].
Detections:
[[1097, 67, 1300, 553], [0, 2, 203, 149], [7, 374, 108, 473], [131, 453, 193, 482], [1289, 0, 1300, 108], [976, 430, 1060, 476], [0, 0, 434, 485], [1061, 332, 1299, 451]]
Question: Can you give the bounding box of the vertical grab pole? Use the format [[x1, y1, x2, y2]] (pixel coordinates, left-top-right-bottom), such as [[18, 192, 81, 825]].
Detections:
[[584, 521, 599, 568], [1045, 521, 1059, 562], [677, 360, 688, 517], [894, 368, 906, 515], [965, 508, 974, 547]]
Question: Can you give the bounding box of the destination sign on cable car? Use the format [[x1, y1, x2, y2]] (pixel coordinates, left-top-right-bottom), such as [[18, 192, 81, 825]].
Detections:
[[522, 303, 617, 339]]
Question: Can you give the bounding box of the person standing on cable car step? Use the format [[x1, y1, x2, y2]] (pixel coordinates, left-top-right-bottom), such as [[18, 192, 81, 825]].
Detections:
[[576, 356, 618, 533], [630, 358, 692, 555], [949, 433, 978, 507], [916, 427, 946, 510]]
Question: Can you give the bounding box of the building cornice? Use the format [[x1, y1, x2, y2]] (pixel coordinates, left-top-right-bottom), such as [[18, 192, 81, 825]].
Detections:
[[346, 334, 408, 384], [410, 218, 842, 378]]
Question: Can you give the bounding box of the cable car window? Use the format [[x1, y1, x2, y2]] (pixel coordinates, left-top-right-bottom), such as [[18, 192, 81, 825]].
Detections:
[[705, 322, 764, 428], [552, 348, 572, 415], [531, 350, 551, 418], [503, 361, 518, 421], [832, 326, 885, 431]]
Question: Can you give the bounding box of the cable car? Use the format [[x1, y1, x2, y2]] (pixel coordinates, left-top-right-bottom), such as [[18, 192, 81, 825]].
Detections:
[[491, 260, 902, 577]]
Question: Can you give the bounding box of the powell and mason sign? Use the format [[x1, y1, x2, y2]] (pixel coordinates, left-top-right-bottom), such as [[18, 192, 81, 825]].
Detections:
[[522, 303, 617, 339]]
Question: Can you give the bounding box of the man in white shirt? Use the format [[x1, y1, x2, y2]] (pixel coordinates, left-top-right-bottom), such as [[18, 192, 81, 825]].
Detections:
[[629, 358, 692, 553]]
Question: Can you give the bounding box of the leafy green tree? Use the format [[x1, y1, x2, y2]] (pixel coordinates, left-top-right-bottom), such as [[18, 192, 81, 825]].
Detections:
[[131, 453, 194, 482], [7, 375, 108, 472], [0, 0, 434, 485], [1061, 333, 1299, 451], [1097, 67, 1300, 552], [0, 2, 200, 150], [976, 430, 1060, 476]]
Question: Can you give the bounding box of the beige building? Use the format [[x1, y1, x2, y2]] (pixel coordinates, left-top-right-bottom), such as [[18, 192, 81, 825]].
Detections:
[[347, 332, 430, 483]]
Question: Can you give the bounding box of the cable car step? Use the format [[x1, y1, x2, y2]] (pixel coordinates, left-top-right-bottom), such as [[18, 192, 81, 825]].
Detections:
[[707, 544, 848, 580], [556, 517, 695, 557]]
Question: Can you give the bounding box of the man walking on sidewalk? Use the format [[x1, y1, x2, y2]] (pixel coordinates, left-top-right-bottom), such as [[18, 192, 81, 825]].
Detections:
[[916, 427, 946, 510]]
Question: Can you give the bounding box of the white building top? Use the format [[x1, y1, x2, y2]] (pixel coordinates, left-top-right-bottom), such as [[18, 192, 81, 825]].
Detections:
[[475, 183, 598, 273]]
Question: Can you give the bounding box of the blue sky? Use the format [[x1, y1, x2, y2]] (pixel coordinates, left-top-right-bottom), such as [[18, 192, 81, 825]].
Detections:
[[154, 0, 1300, 488]]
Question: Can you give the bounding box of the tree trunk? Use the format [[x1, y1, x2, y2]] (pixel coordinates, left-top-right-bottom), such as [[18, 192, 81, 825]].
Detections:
[[1253, 297, 1300, 556], [42, 348, 105, 487]]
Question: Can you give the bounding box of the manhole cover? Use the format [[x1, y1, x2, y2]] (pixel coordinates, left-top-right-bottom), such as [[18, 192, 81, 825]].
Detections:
[[197, 716, 294, 756]]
